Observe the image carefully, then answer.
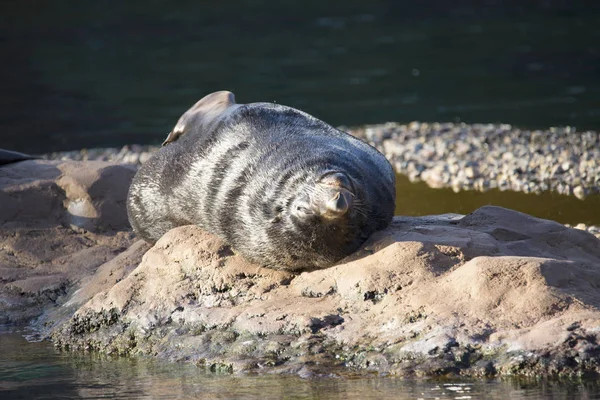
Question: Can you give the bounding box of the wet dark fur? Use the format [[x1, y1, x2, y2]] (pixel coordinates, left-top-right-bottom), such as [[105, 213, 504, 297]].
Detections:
[[127, 103, 395, 271]]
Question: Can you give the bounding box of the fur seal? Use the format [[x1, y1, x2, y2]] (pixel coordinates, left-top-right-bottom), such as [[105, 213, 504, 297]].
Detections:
[[127, 91, 395, 271]]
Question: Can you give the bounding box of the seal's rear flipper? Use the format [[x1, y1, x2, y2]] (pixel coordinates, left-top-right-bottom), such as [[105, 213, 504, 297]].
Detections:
[[0, 149, 37, 166], [162, 130, 182, 146], [162, 91, 238, 146]]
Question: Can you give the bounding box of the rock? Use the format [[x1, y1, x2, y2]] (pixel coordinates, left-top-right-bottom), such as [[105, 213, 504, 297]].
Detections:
[[49, 205, 600, 378], [573, 185, 587, 200], [3, 159, 600, 378], [464, 166, 477, 179], [0, 160, 139, 324]]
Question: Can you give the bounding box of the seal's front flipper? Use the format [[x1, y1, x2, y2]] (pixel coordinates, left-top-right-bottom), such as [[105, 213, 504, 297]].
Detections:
[[0, 149, 37, 166], [162, 91, 239, 146]]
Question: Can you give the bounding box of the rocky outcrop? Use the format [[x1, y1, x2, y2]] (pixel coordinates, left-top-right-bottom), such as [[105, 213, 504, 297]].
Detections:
[[51, 208, 600, 378], [3, 159, 600, 378], [0, 160, 141, 324]]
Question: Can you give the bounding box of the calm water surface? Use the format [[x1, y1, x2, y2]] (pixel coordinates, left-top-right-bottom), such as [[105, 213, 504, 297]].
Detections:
[[395, 174, 600, 226], [2, 330, 600, 400], [2, 1, 599, 153], [2, 1, 600, 225]]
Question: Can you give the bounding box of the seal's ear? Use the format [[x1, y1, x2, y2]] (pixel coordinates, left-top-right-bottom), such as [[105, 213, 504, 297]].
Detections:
[[163, 91, 238, 146]]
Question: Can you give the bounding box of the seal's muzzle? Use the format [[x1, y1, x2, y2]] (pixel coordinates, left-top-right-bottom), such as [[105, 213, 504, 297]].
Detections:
[[314, 171, 355, 220]]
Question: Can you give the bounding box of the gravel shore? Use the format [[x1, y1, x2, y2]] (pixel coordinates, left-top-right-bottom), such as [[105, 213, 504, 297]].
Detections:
[[43, 122, 600, 239], [350, 122, 600, 200]]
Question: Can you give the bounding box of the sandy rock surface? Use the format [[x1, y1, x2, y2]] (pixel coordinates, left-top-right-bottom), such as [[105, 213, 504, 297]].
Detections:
[[0, 160, 140, 324], [51, 206, 600, 378], [2, 159, 600, 378]]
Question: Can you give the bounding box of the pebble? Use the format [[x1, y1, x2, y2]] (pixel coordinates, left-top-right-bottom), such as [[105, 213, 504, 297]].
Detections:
[[565, 223, 600, 240]]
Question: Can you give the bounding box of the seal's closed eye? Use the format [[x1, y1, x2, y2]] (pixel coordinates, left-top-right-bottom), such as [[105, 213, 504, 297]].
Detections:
[[292, 203, 315, 220]]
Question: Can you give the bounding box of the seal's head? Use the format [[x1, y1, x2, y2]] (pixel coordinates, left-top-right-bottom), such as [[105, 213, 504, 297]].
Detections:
[[266, 169, 367, 271], [291, 171, 355, 222]]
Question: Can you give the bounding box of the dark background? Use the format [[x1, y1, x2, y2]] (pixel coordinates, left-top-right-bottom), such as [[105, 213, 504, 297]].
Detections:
[[1, 0, 599, 153]]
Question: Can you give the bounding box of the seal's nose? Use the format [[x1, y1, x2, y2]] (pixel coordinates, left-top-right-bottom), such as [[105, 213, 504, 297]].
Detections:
[[323, 190, 352, 218], [315, 171, 354, 219]]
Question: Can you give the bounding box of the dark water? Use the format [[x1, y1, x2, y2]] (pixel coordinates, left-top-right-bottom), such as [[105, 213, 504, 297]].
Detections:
[[2, 330, 600, 400], [2, 1, 600, 225], [1, 1, 599, 154]]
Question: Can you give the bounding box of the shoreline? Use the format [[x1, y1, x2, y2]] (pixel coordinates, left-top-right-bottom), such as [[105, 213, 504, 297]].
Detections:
[[350, 122, 599, 199], [42, 122, 600, 239]]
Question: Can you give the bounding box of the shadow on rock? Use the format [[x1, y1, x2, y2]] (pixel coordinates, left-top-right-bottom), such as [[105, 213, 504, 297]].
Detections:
[[0, 160, 137, 325]]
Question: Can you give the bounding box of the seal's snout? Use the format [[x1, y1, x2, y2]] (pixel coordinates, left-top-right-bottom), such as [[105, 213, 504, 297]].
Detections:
[[323, 190, 352, 218], [314, 171, 355, 220]]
